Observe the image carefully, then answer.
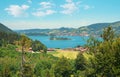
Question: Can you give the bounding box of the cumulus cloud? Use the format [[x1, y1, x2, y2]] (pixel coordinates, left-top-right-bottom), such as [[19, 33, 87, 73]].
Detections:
[[40, 2, 53, 9], [32, 10, 56, 17], [60, 3, 77, 14], [32, 1, 56, 17], [5, 5, 29, 17], [60, 0, 80, 15]]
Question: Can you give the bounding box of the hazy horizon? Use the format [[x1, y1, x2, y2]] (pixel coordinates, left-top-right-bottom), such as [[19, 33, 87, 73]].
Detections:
[[12, 20, 119, 30], [0, 0, 120, 30]]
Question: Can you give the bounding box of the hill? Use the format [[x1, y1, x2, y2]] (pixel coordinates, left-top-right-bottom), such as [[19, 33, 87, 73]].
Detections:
[[0, 23, 15, 33], [16, 21, 120, 36], [0, 23, 47, 53], [78, 21, 120, 35], [0, 23, 19, 46], [16, 27, 76, 36]]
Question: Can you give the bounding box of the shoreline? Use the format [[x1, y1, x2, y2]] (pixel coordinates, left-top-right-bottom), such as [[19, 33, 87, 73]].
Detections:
[[47, 46, 88, 52]]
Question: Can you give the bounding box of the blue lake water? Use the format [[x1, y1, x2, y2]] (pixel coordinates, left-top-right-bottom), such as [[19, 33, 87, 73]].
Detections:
[[28, 36, 89, 49]]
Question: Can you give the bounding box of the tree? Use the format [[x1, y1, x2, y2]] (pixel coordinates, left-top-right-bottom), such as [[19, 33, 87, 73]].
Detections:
[[20, 35, 32, 51], [112, 37, 120, 76], [75, 53, 86, 71], [32, 40, 47, 53], [19, 35, 32, 77], [101, 26, 115, 41], [34, 60, 51, 77], [0, 31, 20, 47], [54, 57, 72, 77], [86, 36, 101, 53], [88, 27, 120, 77], [85, 27, 120, 77]]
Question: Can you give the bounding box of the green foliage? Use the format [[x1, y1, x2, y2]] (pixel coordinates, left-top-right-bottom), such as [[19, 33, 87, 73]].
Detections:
[[87, 27, 120, 77], [0, 45, 19, 58], [92, 38, 120, 77], [34, 60, 51, 77], [54, 57, 73, 77], [75, 53, 86, 71], [101, 26, 115, 41], [0, 56, 20, 77], [41, 69, 55, 77], [19, 34, 32, 49], [0, 26, 120, 77], [22, 63, 33, 77], [0, 23, 20, 47], [87, 36, 100, 47], [86, 36, 101, 53], [32, 40, 47, 53], [0, 32, 20, 47], [73, 53, 89, 77], [0, 46, 57, 77]]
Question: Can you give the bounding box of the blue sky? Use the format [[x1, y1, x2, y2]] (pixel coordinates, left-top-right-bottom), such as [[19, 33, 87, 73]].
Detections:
[[0, 0, 120, 30]]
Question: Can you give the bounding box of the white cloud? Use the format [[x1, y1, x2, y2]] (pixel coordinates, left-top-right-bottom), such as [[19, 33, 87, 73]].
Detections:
[[40, 2, 53, 9], [5, 5, 29, 17], [60, 3, 77, 14], [60, 0, 81, 15], [32, 1, 56, 17], [32, 10, 56, 17]]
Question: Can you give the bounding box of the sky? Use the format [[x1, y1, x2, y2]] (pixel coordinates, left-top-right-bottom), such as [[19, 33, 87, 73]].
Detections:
[[0, 0, 120, 30]]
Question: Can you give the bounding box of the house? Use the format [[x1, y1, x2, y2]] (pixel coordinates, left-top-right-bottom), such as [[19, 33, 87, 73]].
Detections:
[[47, 48, 55, 51]]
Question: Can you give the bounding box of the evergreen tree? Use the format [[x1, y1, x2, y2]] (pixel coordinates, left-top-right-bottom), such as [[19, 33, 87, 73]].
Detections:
[[54, 57, 72, 77], [75, 53, 86, 71], [101, 26, 115, 41], [32, 40, 47, 53], [89, 27, 120, 77]]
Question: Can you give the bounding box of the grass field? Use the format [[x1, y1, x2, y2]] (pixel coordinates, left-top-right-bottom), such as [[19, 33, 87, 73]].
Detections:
[[48, 49, 94, 60], [48, 49, 79, 59]]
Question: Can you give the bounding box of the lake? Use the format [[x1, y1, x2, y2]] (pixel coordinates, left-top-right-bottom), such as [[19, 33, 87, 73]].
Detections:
[[28, 36, 89, 49]]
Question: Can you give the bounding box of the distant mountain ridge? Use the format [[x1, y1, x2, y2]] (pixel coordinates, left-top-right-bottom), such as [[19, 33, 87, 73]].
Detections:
[[16, 21, 120, 36], [82, 21, 120, 35]]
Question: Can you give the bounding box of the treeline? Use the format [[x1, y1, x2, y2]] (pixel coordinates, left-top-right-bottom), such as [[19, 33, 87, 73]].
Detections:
[[0, 31, 47, 53], [0, 26, 120, 77], [85, 26, 120, 76], [0, 32, 20, 46], [14, 35, 47, 53]]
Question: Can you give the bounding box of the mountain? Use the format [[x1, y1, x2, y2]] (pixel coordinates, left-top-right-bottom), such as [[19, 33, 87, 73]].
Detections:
[[16, 21, 120, 36], [16, 27, 77, 36], [78, 21, 120, 35], [0, 23, 15, 33]]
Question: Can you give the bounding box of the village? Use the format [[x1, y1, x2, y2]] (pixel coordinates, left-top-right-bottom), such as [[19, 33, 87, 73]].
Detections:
[[47, 46, 88, 52], [16, 46, 88, 54]]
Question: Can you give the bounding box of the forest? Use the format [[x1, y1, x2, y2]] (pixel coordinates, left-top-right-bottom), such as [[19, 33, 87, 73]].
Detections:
[[0, 26, 120, 77]]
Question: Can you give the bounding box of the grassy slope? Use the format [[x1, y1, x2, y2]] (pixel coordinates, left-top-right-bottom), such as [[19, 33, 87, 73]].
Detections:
[[48, 49, 79, 59], [48, 49, 94, 60]]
